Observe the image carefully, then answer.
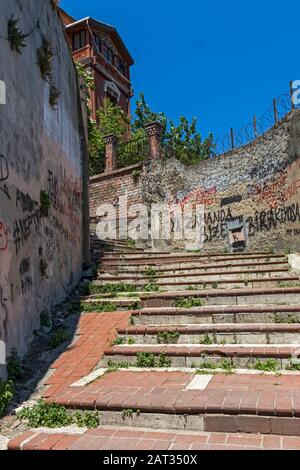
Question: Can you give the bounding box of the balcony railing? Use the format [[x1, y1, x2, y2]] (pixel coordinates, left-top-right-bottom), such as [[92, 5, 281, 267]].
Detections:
[[116, 136, 149, 169]]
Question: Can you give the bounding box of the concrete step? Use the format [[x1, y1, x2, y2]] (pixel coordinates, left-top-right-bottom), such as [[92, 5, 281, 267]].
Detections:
[[96, 275, 299, 291], [102, 344, 300, 369], [132, 305, 300, 325], [9, 426, 300, 450], [92, 247, 146, 254], [116, 323, 300, 345], [99, 264, 290, 277], [98, 267, 290, 282], [141, 287, 300, 308], [103, 251, 286, 262], [78, 297, 141, 310], [101, 256, 288, 271]]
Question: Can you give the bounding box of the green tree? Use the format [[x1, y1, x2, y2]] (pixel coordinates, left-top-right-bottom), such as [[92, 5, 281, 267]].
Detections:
[[97, 98, 129, 138], [132, 94, 214, 164], [75, 61, 129, 175], [88, 118, 105, 175], [132, 93, 167, 133], [90, 98, 129, 173], [166, 116, 214, 165]]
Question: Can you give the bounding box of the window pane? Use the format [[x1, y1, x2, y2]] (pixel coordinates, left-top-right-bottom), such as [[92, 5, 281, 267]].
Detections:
[[80, 31, 86, 47], [73, 30, 86, 51], [73, 33, 80, 51]]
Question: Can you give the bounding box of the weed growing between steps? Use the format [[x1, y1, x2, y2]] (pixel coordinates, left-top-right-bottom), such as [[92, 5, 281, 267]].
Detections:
[[127, 238, 136, 249], [111, 337, 126, 346], [252, 359, 279, 372], [144, 280, 160, 292], [121, 408, 141, 420], [175, 297, 205, 308], [144, 267, 157, 278], [143, 267, 160, 292], [74, 301, 118, 313], [136, 352, 171, 368], [274, 314, 298, 324], [286, 361, 300, 371], [107, 353, 171, 369], [107, 361, 130, 371], [277, 281, 300, 288], [128, 301, 141, 311], [17, 400, 99, 428], [156, 331, 180, 344], [199, 334, 214, 345], [126, 293, 141, 299], [111, 336, 136, 346], [90, 283, 139, 295], [194, 359, 233, 373]]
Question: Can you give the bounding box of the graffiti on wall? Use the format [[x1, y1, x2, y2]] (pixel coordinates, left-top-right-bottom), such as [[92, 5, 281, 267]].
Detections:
[[0, 285, 8, 338], [285, 179, 300, 202], [204, 207, 234, 243], [252, 170, 288, 209], [13, 196, 41, 255], [0, 154, 8, 183], [0, 221, 8, 252], [48, 169, 81, 214], [246, 203, 300, 236], [19, 257, 33, 295], [176, 186, 217, 207], [0, 154, 10, 200]]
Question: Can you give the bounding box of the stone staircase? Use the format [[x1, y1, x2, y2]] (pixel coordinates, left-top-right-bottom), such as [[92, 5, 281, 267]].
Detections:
[[9, 242, 300, 450]]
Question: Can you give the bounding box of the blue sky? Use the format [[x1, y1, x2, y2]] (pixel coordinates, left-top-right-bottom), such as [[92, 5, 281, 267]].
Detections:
[[61, 0, 300, 139]]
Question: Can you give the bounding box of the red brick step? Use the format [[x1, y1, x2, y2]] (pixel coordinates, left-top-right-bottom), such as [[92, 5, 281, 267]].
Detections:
[[8, 427, 300, 450]]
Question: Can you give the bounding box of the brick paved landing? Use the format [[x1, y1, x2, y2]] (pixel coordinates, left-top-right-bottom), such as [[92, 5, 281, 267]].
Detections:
[[44, 312, 131, 398], [8, 427, 300, 450]]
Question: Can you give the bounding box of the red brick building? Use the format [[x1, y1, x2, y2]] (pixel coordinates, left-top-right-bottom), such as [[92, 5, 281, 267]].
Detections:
[[59, 8, 134, 119]]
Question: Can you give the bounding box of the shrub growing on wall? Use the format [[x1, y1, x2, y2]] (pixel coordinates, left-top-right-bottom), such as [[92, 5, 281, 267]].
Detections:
[[89, 99, 129, 175]]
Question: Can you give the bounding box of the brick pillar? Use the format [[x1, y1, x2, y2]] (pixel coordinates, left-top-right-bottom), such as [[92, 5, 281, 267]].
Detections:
[[104, 134, 119, 172], [145, 122, 163, 160]]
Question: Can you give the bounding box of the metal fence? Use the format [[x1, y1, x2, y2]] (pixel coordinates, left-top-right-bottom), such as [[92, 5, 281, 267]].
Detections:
[[117, 135, 149, 169]]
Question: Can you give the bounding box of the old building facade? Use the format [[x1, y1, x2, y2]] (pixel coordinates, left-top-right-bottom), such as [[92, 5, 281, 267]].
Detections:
[[59, 8, 134, 119]]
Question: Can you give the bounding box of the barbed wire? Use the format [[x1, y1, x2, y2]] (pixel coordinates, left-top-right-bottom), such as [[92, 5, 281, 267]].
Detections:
[[214, 90, 300, 156]]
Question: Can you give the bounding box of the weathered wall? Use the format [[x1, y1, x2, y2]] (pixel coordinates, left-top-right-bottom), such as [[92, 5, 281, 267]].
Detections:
[[142, 111, 300, 252], [0, 1, 86, 364], [90, 110, 300, 253], [90, 163, 143, 232]]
